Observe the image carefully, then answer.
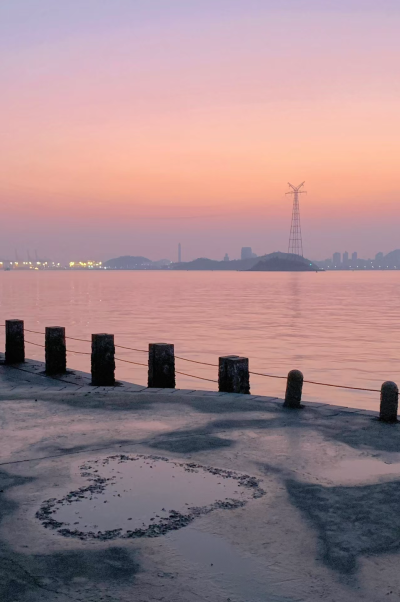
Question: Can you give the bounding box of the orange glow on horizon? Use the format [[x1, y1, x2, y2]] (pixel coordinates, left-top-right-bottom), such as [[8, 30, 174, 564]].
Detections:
[[1, 3, 400, 259]]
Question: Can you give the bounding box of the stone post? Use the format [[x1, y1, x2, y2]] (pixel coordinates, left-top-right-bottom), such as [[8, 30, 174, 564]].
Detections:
[[148, 343, 175, 388], [45, 327, 66, 374], [5, 319, 25, 364], [218, 355, 250, 394], [91, 334, 115, 386], [379, 381, 398, 423], [284, 369, 304, 408]]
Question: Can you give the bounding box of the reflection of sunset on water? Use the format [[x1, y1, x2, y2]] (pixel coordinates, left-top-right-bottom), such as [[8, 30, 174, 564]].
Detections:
[[1, 269, 399, 410]]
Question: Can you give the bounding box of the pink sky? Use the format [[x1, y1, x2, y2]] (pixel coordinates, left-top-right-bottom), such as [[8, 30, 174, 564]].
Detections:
[[1, 1, 399, 261]]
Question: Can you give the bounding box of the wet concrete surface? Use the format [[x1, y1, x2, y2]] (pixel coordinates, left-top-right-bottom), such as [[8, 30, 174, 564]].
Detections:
[[1, 356, 400, 601]]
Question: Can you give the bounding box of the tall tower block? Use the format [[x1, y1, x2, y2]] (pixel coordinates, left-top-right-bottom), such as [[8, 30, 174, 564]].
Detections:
[[286, 182, 306, 257], [178, 243, 182, 263]]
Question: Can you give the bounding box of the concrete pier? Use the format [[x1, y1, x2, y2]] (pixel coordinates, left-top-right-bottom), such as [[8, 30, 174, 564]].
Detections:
[[5, 319, 25, 364], [284, 369, 304, 408], [148, 343, 175, 388], [0, 353, 398, 602], [45, 326, 66, 374], [380, 381, 398, 422], [91, 333, 115, 386], [218, 355, 250, 394]]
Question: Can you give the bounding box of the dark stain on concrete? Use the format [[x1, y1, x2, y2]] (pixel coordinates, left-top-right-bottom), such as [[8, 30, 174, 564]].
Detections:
[[31, 547, 140, 583], [34, 438, 139, 457], [0, 471, 34, 517], [1, 548, 140, 601], [42, 393, 157, 413], [199, 411, 400, 457], [0, 469, 140, 601], [186, 396, 279, 415], [208, 417, 278, 430], [316, 416, 400, 453], [40, 391, 280, 416], [286, 477, 400, 576], [149, 431, 233, 453], [146, 417, 282, 453], [0, 471, 37, 601]]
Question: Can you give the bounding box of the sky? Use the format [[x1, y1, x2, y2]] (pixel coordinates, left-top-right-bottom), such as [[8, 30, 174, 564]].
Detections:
[[1, 0, 400, 262]]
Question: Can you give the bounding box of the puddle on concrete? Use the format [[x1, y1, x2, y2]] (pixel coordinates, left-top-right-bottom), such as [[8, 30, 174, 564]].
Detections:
[[320, 458, 400, 485], [37, 455, 265, 540]]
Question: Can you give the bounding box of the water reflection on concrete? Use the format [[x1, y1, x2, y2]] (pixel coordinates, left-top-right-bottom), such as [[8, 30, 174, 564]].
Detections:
[[46, 456, 258, 536], [320, 457, 400, 485]]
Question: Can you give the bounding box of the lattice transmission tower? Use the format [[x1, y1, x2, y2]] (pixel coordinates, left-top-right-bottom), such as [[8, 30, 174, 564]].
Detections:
[[286, 181, 306, 257]]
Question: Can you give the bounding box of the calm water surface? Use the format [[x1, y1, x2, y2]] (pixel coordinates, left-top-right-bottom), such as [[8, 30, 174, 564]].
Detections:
[[1, 271, 399, 410]]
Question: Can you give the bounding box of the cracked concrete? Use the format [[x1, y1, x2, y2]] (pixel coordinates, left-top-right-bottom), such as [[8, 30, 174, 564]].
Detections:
[[1, 355, 399, 601]]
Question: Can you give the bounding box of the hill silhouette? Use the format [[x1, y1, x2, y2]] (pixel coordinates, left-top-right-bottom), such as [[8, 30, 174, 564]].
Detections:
[[172, 252, 319, 271], [103, 256, 170, 269], [250, 252, 319, 271]]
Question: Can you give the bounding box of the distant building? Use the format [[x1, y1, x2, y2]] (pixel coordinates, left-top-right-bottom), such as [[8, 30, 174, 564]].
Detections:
[[351, 252, 358, 263], [7, 260, 58, 270], [375, 252, 383, 261], [332, 252, 341, 266], [178, 243, 182, 263], [69, 261, 102, 269], [223, 253, 230, 262], [241, 247, 257, 260], [343, 251, 349, 265]]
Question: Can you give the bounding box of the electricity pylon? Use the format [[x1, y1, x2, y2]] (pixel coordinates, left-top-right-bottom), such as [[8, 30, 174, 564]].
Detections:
[[286, 182, 306, 257]]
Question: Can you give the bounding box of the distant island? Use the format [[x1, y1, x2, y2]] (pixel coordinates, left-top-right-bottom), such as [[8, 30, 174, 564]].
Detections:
[[250, 252, 319, 271], [171, 252, 319, 271], [171, 256, 260, 271], [102, 256, 171, 270]]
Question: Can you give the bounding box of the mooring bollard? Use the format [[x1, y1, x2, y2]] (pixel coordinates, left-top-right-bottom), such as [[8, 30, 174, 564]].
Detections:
[[45, 327, 66, 374], [218, 355, 250, 394], [284, 369, 304, 408], [379, 381, 398, 422], [91, 334, 115, 386], [5, 319, 25, 364], [148, 343, 175, 388]]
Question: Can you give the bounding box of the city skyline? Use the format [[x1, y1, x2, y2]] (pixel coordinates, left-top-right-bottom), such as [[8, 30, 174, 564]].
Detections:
[[1, 1, 400, 261], [2, 245, 400, 269]]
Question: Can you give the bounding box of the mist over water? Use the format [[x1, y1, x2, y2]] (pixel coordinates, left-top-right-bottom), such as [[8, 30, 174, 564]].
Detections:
[[1, 270, 399, 410]]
